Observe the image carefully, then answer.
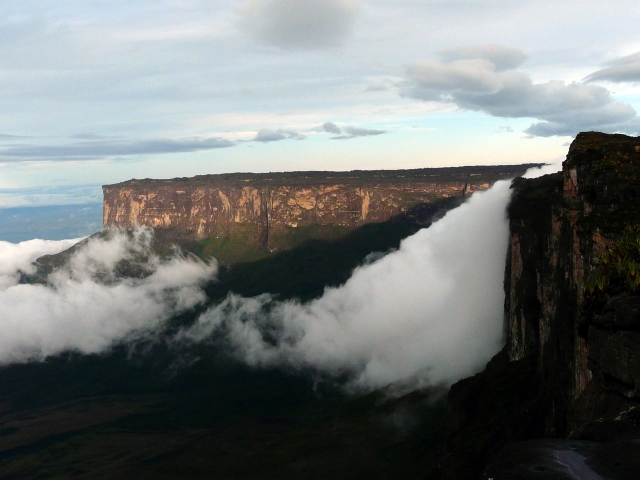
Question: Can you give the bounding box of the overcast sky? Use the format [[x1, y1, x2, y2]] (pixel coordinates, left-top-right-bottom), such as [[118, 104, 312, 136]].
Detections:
[[1, 0, 639, 206]]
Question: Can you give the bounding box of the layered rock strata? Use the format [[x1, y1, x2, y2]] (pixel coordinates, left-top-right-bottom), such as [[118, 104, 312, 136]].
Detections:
[[103, 166, 533, 252]]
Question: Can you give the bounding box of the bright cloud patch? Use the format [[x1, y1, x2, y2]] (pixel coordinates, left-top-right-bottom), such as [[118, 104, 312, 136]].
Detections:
[[0, 229, 216, 364], [0, 237, 81, 289]]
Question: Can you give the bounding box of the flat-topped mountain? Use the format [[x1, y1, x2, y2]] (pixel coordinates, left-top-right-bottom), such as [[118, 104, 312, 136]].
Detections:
[[103, 165, 537, 261]]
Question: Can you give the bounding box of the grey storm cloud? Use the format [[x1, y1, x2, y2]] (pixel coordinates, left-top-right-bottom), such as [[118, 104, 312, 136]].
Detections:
[[0, 137, 235, 162], [239, 0, 360, 50], [584, 52, 640, 83], [400, 45, 639, 137], [322, 122, 342, 134], [322, 122, 386, 140], [252, 128, 306, 142]]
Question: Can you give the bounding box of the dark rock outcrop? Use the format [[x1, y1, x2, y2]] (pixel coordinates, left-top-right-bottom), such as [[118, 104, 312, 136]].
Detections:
[[444, 132, 640, 478]]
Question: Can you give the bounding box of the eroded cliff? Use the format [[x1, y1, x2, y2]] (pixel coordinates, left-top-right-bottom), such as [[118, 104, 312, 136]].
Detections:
[[103, 166, 533, 260], [445, 132, 640, 478]]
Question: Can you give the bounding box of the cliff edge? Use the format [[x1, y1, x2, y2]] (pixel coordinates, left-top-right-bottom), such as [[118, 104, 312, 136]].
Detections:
[[444, 132, 640, 478]]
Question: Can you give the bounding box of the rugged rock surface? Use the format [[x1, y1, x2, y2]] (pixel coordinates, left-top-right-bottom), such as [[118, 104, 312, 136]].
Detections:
[[444, 132, 640, 479], [102, 166, 534, 258]]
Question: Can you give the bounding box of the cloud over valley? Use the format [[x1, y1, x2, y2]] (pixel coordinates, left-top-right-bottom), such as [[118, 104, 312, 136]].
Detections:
[[0, 229, 216, 364], [0, 168, 562, 391]]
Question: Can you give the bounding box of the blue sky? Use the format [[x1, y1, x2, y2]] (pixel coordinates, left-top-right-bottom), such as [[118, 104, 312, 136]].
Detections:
[[1, 0, 640, 208]]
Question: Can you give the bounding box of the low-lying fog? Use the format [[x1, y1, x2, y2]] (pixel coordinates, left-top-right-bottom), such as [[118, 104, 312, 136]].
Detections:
[[0, 163, 560, 392]]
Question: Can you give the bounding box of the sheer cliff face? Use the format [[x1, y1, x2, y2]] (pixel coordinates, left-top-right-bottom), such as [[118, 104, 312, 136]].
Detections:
[[444, 133, 640, 478], [505, 132, 640, 435], [102, 167, 528, 252]]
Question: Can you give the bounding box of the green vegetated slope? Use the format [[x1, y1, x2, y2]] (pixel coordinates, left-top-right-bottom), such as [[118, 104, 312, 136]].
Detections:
[[206, 208, 455, 302], [0, 198, 462, 479], [192, 223, 354, 266]]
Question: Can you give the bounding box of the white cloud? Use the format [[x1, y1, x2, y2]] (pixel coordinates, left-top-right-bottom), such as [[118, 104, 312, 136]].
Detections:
[[0, 237, 81, 289], [584, 51, 640, 83], [239, 0, 360, 50], [401, 45, 639, 137], [0, 228, 216, 364], [178, 178, 519, 392]]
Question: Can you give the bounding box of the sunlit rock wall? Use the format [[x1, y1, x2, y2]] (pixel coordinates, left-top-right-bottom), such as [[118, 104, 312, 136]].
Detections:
[[103, 167, 529, 252]]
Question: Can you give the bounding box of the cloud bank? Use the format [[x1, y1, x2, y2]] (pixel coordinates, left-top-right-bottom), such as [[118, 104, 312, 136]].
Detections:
[[0, 237, 81, 289], [0, 229, 215, 364], [178, 179, 518, 392], [0, 165, 559, 393], [240, 0, 360, 50], [401, 45, 639, 137], [0, 137, 235, 162], [584, 51, 640, 83]]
